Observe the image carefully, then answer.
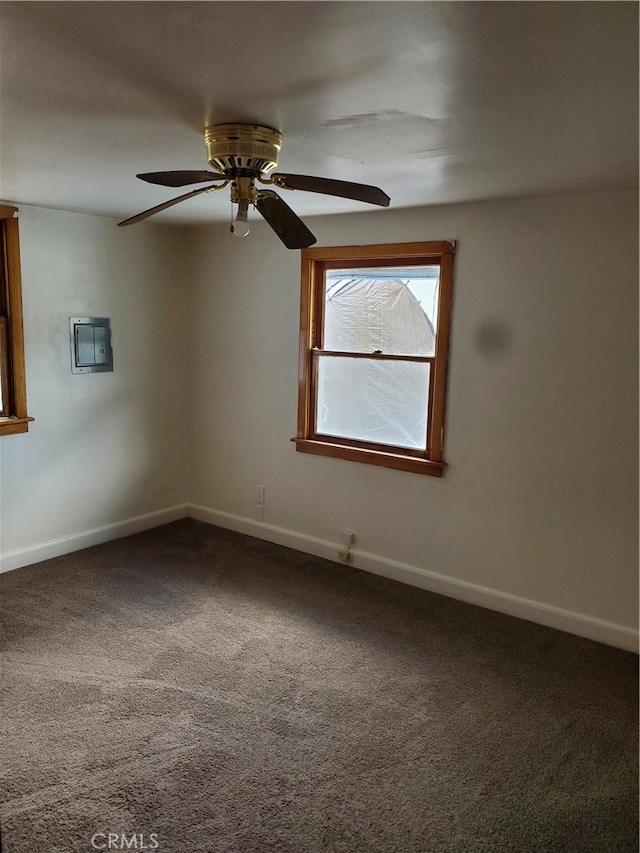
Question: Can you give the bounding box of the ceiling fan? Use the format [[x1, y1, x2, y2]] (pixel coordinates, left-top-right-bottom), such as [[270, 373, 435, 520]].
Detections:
[[118, 124, 390, 249]]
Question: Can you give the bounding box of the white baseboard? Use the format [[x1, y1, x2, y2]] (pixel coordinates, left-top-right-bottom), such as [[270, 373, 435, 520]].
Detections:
[[0, 505, 190, 574], [3, 502, 636, 653], [189, 504, 639, 653]]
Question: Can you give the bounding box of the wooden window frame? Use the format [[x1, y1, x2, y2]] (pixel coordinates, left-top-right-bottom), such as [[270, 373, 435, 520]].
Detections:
[[0, 205, 33, 436], [292, 241, 454, 476]]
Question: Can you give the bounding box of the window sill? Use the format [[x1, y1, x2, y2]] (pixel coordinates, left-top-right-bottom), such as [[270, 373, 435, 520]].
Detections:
[[291, 438, 445, 477], [0, 416, 34, 436]]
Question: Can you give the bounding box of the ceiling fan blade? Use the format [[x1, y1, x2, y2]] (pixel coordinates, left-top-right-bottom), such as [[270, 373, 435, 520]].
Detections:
[[255, 191, 317, 250], [117, 186, 215, 226], [271, 173, 390, 207], [137, 170, 226, 187]]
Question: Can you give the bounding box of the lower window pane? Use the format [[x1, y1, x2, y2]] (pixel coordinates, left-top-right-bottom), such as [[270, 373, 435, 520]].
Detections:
[[316, 356, 430, 450]]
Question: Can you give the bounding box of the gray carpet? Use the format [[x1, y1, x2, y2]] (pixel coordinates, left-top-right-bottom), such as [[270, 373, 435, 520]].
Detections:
[[1, 519, 637, 852]]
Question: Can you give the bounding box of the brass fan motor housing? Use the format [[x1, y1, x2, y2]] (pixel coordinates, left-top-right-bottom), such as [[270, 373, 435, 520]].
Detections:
[[204, 124, 282, 175]]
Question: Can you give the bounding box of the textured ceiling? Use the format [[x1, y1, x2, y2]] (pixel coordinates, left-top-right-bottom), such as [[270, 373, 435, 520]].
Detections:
[[0, 1, 637, 225]]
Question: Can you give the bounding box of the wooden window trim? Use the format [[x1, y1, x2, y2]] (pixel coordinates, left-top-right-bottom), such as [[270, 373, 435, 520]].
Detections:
[[293, 241, 454, 476], [0, 205, 33, 436], [0, 316, 9, 417]]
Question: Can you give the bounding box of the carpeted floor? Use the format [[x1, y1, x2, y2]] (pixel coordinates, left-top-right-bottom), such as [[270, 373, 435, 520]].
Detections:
[[0, 519, 637, 853]]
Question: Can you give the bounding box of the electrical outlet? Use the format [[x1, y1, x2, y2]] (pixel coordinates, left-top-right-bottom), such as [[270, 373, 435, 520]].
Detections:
[[338, 549, 352, 563], [256, 485, 265, 506], [341, 531, 354, 549]]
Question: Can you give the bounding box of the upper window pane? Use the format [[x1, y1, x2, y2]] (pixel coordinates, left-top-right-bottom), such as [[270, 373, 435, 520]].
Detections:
[[324, 266, 439, 356]]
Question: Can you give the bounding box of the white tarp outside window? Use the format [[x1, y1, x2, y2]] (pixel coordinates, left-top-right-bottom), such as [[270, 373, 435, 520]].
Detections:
[[316, 268, 439, 450]]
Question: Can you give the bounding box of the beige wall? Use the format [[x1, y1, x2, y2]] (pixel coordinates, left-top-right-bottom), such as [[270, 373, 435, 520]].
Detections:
[[0, 207, 190, 558], [186, 189, 639, 644], [1, 190, 637, 648]]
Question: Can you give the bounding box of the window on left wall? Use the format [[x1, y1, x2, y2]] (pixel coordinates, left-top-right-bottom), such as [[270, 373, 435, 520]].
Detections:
[[0, 205, 33, 435]]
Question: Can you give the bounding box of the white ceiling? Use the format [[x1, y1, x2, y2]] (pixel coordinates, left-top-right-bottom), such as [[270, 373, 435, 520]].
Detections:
[[0, 1, 637, 226]]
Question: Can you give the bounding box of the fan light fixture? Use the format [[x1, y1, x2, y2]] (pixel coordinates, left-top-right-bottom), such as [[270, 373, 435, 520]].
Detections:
[[118, 123, 390, 249], [231, 197, 251, 238]]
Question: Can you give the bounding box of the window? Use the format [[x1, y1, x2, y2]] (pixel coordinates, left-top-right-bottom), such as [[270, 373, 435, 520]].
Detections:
[[293, 241, 454, 476], [0, 205, 32, 435]]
